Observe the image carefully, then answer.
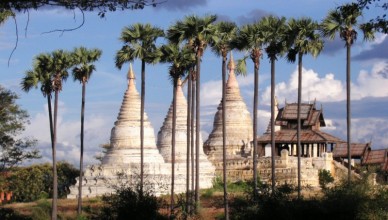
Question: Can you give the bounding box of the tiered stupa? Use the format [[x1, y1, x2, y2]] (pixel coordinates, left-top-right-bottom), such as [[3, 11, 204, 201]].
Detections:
[[203, 53, 253, 178], [157, 79, 215, 188], [68, 65, 168, 198], [68, 65, 215, 198]]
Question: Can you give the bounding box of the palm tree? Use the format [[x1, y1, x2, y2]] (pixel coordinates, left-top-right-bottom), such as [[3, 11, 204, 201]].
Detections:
[[21, 50, 72, 220], [233, 21, 265, 196], [286, 17, 323, 199], [115, 23, 164, 192], [50, 49, 73, 220], [210, 21, 237, 219], [71, 47, 102, 215], [261, 15, 287, 192], [321, 3, 375, 183], [167, 14, 217, 207], [160, 42, 194, 218]]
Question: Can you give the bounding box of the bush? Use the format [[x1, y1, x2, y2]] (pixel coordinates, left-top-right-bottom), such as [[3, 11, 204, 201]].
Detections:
[[6, 162, 79, 202], [318, 169, 334, 190], [0, 208, 31, 220], [91, 184, 167, 220]]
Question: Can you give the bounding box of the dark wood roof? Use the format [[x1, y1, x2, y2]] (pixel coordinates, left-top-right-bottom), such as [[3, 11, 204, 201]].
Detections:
[[256, 129, 343, 144], [332, 143, 370, 158], [276, 102, 325, 127], [362, 149, 387, 165]]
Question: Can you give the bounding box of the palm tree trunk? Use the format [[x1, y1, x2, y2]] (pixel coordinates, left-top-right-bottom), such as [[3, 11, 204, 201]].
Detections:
[[140, 60, 146, 192], [191, 76, 195, 211], [346, 44, 351, 184], [253, 59, 259, 197], [270, 57, 276, 193], [170, 79, 177, 218], [78, 82, 86, 215], [195, 54, 201, 209], [186, 70, 192, 214], [52, 90, 59, 220], [222, 55, 229, 220], [297, 53, 302, 199], [47, 95, 54, 158]]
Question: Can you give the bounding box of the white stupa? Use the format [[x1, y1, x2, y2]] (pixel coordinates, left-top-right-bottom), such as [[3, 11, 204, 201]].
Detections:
[[157, 79, 215, 189], [203, 53, 253, 168]]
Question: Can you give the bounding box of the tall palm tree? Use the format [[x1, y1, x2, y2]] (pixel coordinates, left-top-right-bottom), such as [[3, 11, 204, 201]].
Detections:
[[286, 17, 323, 199], [321, 3, 375, 183], [210, 21, 237, 219], [160, 42, 194, 218], [115, 23, 164, 192], [49, 49, 73, 220], [21, 50, 72, 220], [71, 47, 102, 215], [233, 21, 265, 196], [167, 14, 217, 207], [261, 15, 287, 192]]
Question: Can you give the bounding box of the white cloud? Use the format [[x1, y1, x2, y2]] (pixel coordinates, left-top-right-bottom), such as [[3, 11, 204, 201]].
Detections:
[[23, 103, 112, 166], [261, 67, 345, 105]]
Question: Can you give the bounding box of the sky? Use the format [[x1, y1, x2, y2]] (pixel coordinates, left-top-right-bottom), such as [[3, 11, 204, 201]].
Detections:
[[0, 0, 387, 167]]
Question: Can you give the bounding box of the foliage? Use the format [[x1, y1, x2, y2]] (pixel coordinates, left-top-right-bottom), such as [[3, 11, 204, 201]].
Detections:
[[0, 85, 39, 174], [6, 162, 79, 202], [230, 177, 388, 220], [1, 0, 162, 18], [90, 184, 167, 220], [0, 208, 31, 220], [357, 0, 388, 33], [318, 169, 334, 190]]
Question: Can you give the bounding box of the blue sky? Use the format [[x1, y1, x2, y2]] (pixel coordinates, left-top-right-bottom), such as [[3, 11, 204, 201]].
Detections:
[[0, 0, 387, 166]]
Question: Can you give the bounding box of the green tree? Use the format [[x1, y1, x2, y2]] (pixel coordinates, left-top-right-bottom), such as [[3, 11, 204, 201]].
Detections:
[[210, 21, 237, 220], [321, 3, 375, 183], [160, 42, 194, 217], [286, 17, 323, 198], [21, 50, 73, 220], [7, 162, 78, 202], [233, 21, 265, 196], [71, 46, 102, 215], [261, 15, 287, 192], [115, 23, 164, 193], [167, 14, 217, 208], [0, 85, 39, 173]]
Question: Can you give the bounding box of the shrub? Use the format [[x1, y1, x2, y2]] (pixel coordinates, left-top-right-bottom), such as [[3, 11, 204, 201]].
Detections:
[[91, 184, 167, 220], [318, 169, 334, 190]]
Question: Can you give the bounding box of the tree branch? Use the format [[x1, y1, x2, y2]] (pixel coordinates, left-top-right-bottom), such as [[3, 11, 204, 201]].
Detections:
[[8, 15, 18, 67], [41, 8, 85, 36]]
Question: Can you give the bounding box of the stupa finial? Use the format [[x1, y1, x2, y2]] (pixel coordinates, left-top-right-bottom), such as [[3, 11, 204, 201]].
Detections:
[[228, 51, 235, 70], [127, 63, 135, 80]]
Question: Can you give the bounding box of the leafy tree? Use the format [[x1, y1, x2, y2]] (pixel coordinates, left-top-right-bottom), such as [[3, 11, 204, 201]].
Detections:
[[261, 15, 287, 192], [1, 0, 161, 18], [210, 21, 237, 220], [233, 21, 265, 197], [167, 14, 217, 208], [71, 46, 102, 215], [286, 17, 323, 198], [0, 85, 39, 174], [321, 3, 375, 184], [115, 23, 164, 193], [357, 0, 388, 33], [6, 162, 78, 202]]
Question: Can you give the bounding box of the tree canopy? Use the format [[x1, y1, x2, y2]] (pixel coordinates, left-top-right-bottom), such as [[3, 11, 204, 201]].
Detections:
[[0, 0, 162, 18], [0, 85, 39, 172]]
